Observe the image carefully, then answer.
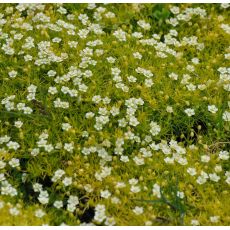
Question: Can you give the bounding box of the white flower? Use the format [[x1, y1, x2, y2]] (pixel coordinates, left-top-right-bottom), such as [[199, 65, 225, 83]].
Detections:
[[38, 190, 49, 205], [169, 72, 178, 80], [100, 190, 111, 199], [33, 183, 43, 192], [94, 204, 106, 223], [222, 111, 230, 121], [120, 155, 129, 162], [219, 151, 229, 160], [0, 201, 4, 209], [9, 158, 20, 168], [133, 52, 142, 59], [170, 6, 180, 14], [129, 178, 138, 185], [48, 86, 58, 95], [144, 79, 154, 88], [113, 29, 126, 42], [166, 106, 173, 113], [33, 145, 43, 155], [130, 185, 141, 193], [51, 169, 65, 182], [23, 107, 33, 114], [64, 143, 74, 152], [7, 141, 20, 150], [27, 84, 37, 93], [208, 105, 218, 114], [84, 184, 94, 193], [196, 176, 207, 185], [133, 156, 144, 165], [150, 121, 161, 136], [57, 6, 67, 14], [187, 167, 197, 176], [8, 70, 17, 78], [201, 155, 210, 163], [209, 173, 220, 182], [14, 120, 23, 128], [85, 112, 95, 119], [35, 209, 45, 218], [110, 106, 120, 116], [107, 56, 116, 63], [62, 123, 72, 131], [133, 206, 143, 215], [137, 20, 151, 30], [152, 183, 161, 198], [177, 191, 184, 199], [9, 207, 20, 216], [210, 216, 220, 223], [62, 177, 72, 187], [54, 200, 63, 209], [191, 219, 200, 226], [92, 95, 102, 104], [111, 197, 120, 204], [184, 108, 195, 117], [129, 116, 139, 126], [47, 70, 56, 77]]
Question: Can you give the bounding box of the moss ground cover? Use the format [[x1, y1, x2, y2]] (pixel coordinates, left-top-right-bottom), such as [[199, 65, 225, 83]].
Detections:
[[0, 3, 230, 226]]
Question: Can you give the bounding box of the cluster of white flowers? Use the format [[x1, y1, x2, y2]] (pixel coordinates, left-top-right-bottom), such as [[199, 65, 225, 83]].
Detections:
[[94, 204, 107, 223], [27, 84, 37, 101], [125, 97, 144, 127], [1, 180, 18, 197], [51, 169, 65, 182], [67, 195, 79, 213], [38, 190, 49, 205], [36, 131, 54, 153], [113, 29, 126, 42], [137, 20, 151, 30], [149, 121, 161, 136]]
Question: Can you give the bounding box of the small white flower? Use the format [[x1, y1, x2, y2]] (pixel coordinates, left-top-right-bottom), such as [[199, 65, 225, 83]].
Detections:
[[133, 206, 143, 215], [8, 70, 17, 78], [201, 155, 210, 163], [150, 121, 161, 136], [191, 219, 200, 226], [120, 155, 129, 162], [14, 120, 23, 128], [209, 173, 220, 182], [166, 106, 173, 113], [64, 143, 74, 152], [133, 52, 142, 59], [54, 200, 63, 209], [184, 108, 195, 117], [210, 216, 220, 223], [9, 207, 20, 216], [208, 105, 218, 114], [35, 209, 45, 218], [177, 191, 184, 199], [100, 189, 111, 199], [222, 111, 230, 121], [9, 158, 20, 168], [48, 86, 58, 95], [152, 183, 161, 198], [107, 57, 116, 63], [47, 70, 56, 77], [219, 151, 229, 160], [62, 177, 72, 187], [62, 123, 72, 131], [7, 141, 20, 150], [187, 167, 197, 176]]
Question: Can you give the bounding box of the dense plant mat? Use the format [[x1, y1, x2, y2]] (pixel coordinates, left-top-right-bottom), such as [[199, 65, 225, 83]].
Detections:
[[0, 3, 230, 226]]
